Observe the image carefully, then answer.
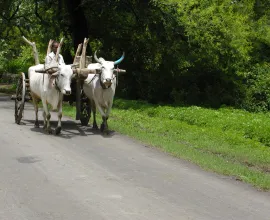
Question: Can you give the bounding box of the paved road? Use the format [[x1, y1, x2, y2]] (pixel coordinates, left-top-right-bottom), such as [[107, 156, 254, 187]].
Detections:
[[0, 95, 269, 220]]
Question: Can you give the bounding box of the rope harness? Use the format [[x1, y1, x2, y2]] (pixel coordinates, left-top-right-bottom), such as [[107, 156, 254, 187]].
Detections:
[[41, 64, 61, 93], [90, 67, 120, 89]]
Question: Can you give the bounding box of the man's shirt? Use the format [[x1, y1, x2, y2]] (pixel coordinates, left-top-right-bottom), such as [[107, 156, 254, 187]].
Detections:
[[45, 52, 65, 65]]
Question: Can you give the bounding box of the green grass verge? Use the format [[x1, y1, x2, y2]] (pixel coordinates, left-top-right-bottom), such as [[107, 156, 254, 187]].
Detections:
[[0, 84, 16, 94], [63, 98, 270, 191], [4, 81, 269, 190]]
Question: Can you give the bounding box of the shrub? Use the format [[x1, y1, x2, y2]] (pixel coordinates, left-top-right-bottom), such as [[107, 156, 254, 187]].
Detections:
[[0, 45, 46, 75], [241, 63, 270, 112]]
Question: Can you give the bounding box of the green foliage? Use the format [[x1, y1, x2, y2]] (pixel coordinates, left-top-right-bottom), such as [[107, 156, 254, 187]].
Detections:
[[63, 99, 270, 190], [241, 63, 270, 112], [113, 98, 270, 148], [0, 84, 16, 93], [0, 45, 46, 74], [2, 0, 270, 111], [111, 98, 270, 189]]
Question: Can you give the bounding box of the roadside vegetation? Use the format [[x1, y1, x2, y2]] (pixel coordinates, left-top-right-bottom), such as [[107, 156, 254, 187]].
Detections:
[[1, 74, 270, 191], [63, 99, 270, 191], [1, 0, 270, 191], [0, 84, 16, 94]]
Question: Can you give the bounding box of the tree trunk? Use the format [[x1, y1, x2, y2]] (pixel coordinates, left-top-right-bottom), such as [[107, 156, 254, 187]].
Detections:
[[64, 0, 90, 52]]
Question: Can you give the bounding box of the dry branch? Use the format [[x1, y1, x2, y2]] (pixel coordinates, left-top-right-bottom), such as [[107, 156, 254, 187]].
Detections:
[[22, 36, 40, 65]]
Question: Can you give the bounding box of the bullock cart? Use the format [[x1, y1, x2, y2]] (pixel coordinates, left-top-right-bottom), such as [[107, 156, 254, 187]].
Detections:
[[14, 69, 93, 126], [14, 37, 95, 130], [69, 42, 127, 132]]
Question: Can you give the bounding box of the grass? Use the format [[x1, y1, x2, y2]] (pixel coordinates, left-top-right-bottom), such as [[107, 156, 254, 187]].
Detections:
[[4, 80, 270, 191], [63, 98, 270, 191], [0, 83, 16, 94]]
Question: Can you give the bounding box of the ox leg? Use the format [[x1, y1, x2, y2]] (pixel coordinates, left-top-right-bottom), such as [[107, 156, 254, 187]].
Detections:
[[97, 105, 109, 134], [95, 103, 107, 132], [32, 96, 40, 128], [101, 116, 109, 134], [102, 102, 113, 134], [95, 101, 110, 134], [91, 99, 98, 130], [55, 96, 63, 135], [43, 111, 47, 130], [42, 99, 52, 134]]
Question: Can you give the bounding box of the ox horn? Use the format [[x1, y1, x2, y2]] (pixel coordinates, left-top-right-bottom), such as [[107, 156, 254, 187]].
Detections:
[[114, 52, 125, 65], [94, 51, 101, 64]]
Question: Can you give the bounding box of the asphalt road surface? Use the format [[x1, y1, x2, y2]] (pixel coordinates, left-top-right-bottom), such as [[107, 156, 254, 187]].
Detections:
[[0, 94, 269, 220]]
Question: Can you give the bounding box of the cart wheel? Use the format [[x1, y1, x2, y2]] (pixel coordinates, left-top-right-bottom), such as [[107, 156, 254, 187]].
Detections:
[[15, 72, 26, 124], [80, 91, 91, 126]]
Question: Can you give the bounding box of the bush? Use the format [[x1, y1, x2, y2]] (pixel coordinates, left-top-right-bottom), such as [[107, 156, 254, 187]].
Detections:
[[0, 45, 46, 75], [241, 63, 270, 112]]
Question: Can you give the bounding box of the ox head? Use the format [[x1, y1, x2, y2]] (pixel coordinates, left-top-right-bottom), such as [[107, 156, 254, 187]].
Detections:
[[54, 65, 74, 95], [37, 65, 73, 95], [93, 51, 125, 88]]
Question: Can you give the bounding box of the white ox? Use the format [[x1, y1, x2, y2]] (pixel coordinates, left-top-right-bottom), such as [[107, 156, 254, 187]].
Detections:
[[83, 51, 125, 134], [29, 62, 74, 134]]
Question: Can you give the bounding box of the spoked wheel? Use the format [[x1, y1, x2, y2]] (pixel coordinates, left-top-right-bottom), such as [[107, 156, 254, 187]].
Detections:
[[80, 91, 91, 126], [15, 72, 26, 124]]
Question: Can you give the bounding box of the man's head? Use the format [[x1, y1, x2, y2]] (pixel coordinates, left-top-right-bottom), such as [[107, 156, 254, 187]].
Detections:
[[52, 41, 59, 54]]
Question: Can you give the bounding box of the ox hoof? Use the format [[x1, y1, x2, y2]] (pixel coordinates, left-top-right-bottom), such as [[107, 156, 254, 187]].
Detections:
[[46, 128, 53, 134], [100, 123, 105, 132], [55, 127, 62, 135], [104, 130, 110, 135], [34, 122, 40, 128], [93, 123, 99, 130]]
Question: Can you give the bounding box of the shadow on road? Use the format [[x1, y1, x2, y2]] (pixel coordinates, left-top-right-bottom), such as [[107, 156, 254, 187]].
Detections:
[[1, 94, 116, 139], [22, 119, 116, 139], [0, 95, 12, 101]]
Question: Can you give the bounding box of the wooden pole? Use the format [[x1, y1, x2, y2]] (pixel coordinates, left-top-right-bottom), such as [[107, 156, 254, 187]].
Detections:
[[47, 39, 53, 55], [76, 38, 89, 120], [54, 37, 64, 62], [73, 43, 82, 64], [80, 38, 89, 68]]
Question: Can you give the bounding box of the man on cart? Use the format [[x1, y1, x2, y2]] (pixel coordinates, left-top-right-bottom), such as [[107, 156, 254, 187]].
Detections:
[[45, 41, 65, 65], [44, 40, 65, 89]]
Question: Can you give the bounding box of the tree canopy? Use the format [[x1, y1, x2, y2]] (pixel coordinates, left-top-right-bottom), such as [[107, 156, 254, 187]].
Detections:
[[1, 0, 270, 111]]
